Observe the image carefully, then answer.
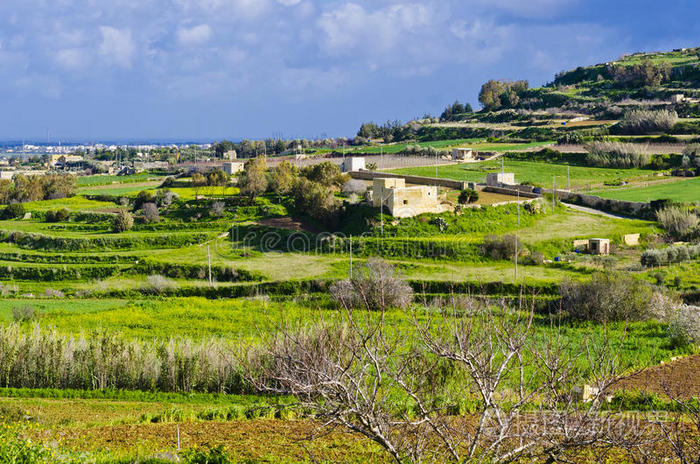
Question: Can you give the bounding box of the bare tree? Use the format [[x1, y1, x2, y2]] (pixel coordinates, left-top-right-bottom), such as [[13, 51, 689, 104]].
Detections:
[[242, 295, 645, 463]]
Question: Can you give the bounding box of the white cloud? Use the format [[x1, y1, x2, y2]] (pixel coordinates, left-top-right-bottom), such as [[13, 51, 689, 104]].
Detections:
[[276, 0, 301, 5], [470, 0, 579, 18], [177, 24, 212, 45], [317, 2, 435, 55], [55, 48, 88, 69], [98, 26, 135, 68]]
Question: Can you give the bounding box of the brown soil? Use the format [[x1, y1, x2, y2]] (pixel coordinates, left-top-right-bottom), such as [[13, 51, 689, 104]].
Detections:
[[257, 216, 323, 234], [613, 354, 700, 399], [38, 420, 383, 462]]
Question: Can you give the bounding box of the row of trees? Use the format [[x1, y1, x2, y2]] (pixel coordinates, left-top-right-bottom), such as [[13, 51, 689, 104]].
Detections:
[[238, 158, 348, 225], [439, 100, 474, 121], [611, 58, 672, 87], [0, 174, 76, 204], [356, 120, 415, 143], [212, 137, 352, 159]]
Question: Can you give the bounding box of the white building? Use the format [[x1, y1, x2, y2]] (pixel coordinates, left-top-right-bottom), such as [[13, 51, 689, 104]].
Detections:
[[451, 148, 474, 161], [486, 172, 516, 186], [372, 178, 443, 218], [222, 162, 245, 175], [341, 157, 366, 173]]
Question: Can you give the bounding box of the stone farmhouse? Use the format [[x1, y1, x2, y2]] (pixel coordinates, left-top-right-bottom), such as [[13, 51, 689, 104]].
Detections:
[[372, 177, 443, 218]]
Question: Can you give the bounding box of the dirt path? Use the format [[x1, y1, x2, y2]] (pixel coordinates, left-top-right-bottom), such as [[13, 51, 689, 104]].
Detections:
[[563, 203, 635, 220]]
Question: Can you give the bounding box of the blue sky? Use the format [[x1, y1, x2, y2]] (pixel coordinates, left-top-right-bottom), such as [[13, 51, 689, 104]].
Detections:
[[1, 0, 698, 141]]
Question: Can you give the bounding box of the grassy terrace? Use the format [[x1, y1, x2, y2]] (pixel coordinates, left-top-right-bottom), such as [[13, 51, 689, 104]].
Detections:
[[390, 159, 662, 189], [587, 177, 700, 203]]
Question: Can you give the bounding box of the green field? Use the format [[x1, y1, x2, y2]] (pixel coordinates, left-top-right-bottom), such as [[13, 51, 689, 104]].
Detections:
[[587, 177, 700, 203], [338, 139, 554, 155], [77, 173, 166, 186], [391, 159, 662, 189]]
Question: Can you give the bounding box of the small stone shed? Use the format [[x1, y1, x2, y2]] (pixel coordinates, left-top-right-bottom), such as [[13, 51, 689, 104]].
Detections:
[[486, 172, 515, 186], [451, 148, 474, 161], [223, 162, 245, 175], [341, 157, 366, 173], [573, 238, 611, 255], [588, 238, 611, 255]]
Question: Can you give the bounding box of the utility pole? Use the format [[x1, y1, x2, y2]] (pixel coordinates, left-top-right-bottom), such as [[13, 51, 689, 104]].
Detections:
[[435, 149, 438, 179], [349, 235, 353, 278], [207, 245, 213, 286]]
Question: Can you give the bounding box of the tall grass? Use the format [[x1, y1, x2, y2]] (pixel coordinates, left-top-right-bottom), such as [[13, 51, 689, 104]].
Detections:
[[616, 109, 678, 135], [585, 141, 651, 168], [0, 324, 247, 393]]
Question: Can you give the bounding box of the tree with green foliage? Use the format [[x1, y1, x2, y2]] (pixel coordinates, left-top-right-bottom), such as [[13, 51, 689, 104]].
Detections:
[[269, 160, 297, 201], [293, 177, 341, 225], [302, 161, 346, 188], [240, 157, 269, 201], [191, 172, 206, 200], [478, 79, 528, 110], [458, 188, 479, 204], [439, 100, 473, 121]]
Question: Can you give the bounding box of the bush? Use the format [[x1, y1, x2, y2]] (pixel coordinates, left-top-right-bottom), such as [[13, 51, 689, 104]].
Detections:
[[641, 243, 700, 267], [45, 208, 70, 223], [142, 202, 160, 223], [615, 109, 678, 135], [112, 209, 134, 233], [667, 305, 700, 347], [458, 188, 479, 204], [11, 305, 37, 322], [210, 201, 225, 218], [560, 272, 654, 323], [585, 141, 650, 168], [656, 206, 699, 240], [144, 274, 178, 294], [482, 234, 523, 260], [341, 179, 367, 195], [1, 203, 25, 220], [329, 259, 413, 311]]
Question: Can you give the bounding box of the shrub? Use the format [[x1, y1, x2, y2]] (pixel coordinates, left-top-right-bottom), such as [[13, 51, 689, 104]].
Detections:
[[667, 305, 700, 347], [458, 188, 479, 204], [210, 201, 225, 218], [43, 288, 65, 298], [585, 141, 650, 168], [329, 259, 413, 311], [641, 243, 700, 267], [144, 274, 177, 294], [560, 272, 654, 322], [1, 203, 25, 220], [45, 208, 70, 223], [341, 179, 367, 195], [112, 209, 134, 233], [482, 234, 523, 260], [616, 109, 678, 135], [142, 202, 160, 223], [656, 206, 699, 240], [11, 305, 37, 322], [182, 445, 232, 464]]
